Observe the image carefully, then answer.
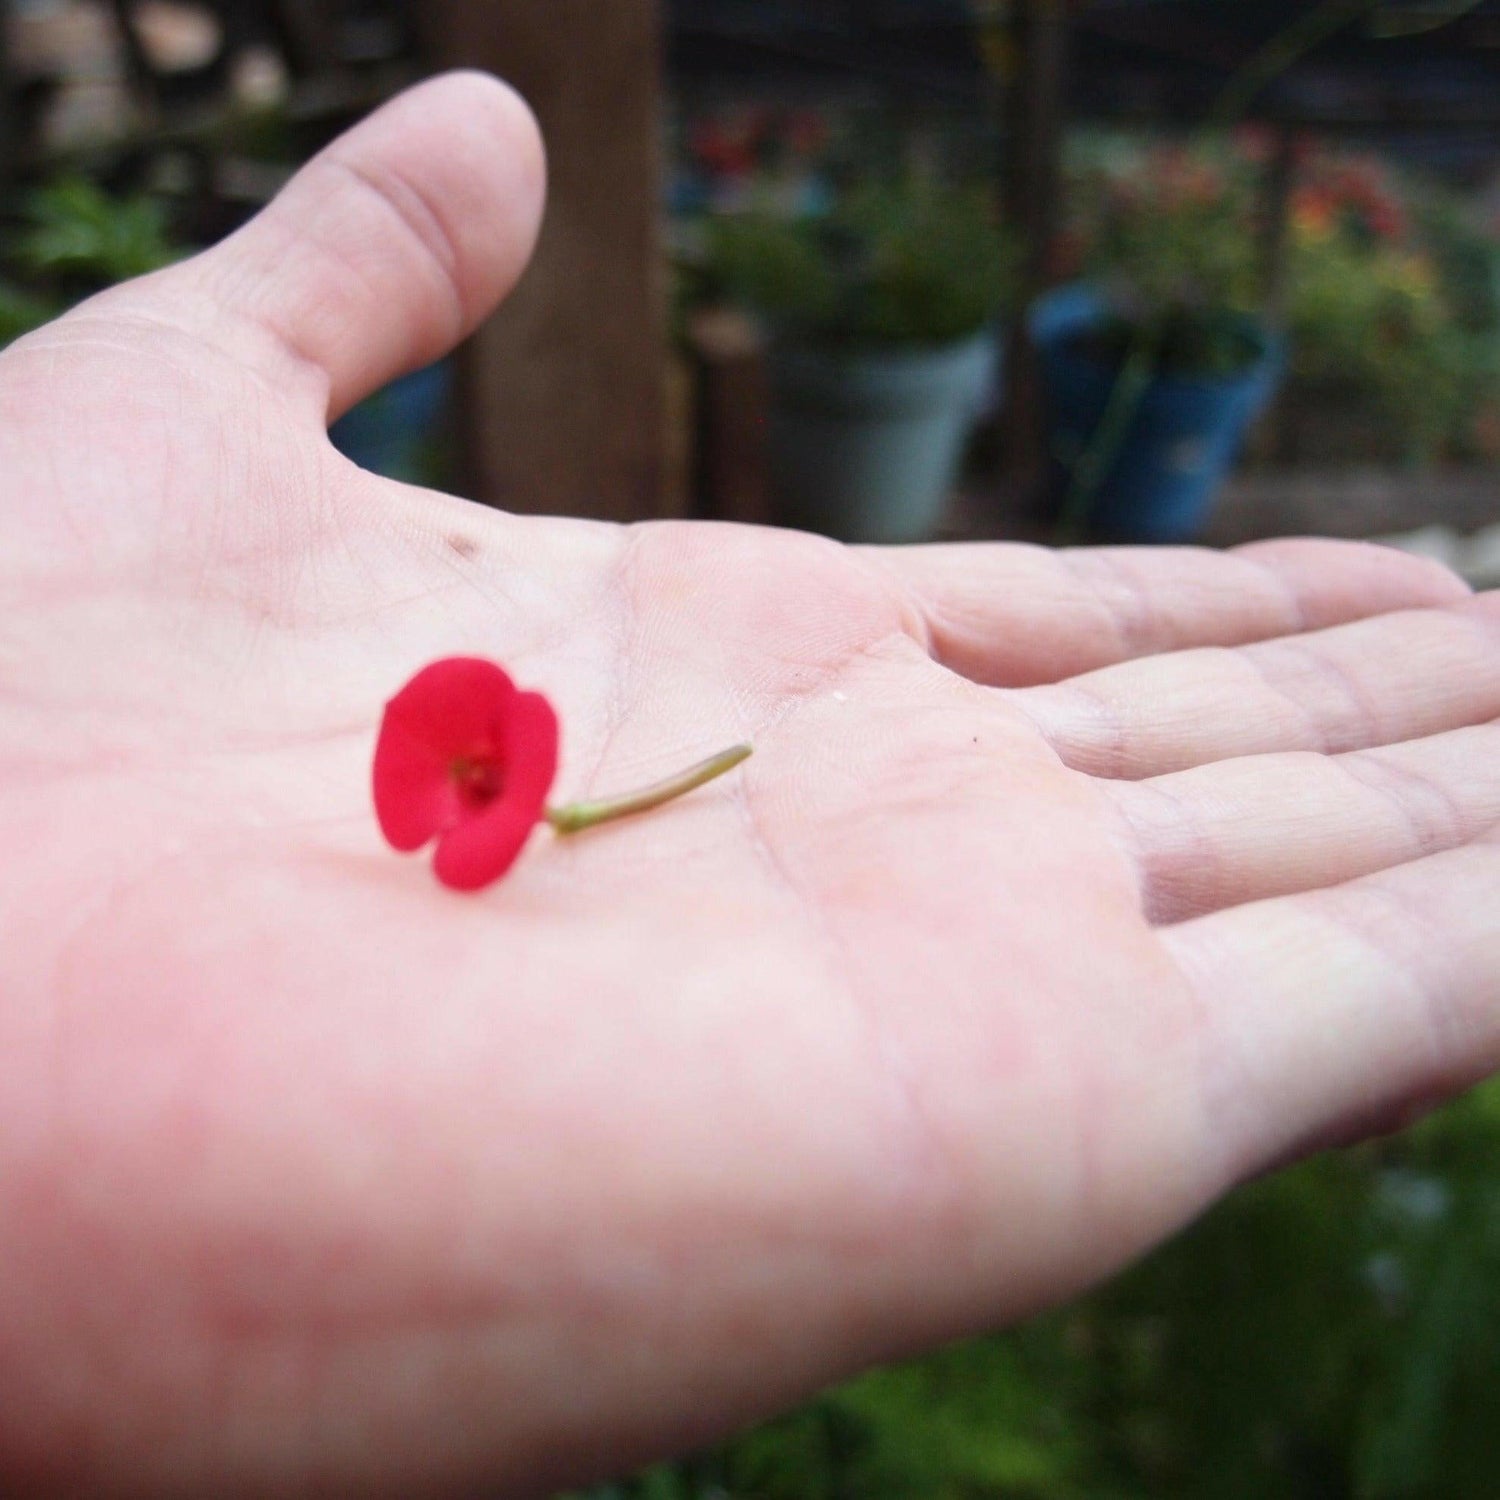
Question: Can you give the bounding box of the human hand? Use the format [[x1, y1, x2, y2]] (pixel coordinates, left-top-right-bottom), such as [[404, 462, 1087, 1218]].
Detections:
[[2, 73, 1497, 1498]]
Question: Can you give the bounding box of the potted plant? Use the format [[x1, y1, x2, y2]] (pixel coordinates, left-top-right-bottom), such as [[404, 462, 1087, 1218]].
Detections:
[[1034, 141, 1282, 543], [709, 181, 1012, 544], [1277, 153, 1482, 466]]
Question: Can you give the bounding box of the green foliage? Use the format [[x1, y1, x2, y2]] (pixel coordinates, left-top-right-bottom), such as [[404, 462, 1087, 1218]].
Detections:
[[709, 1333, 1095, 1499], [0, 278, 58, 344], [1285, 230, 1465, 462], [1412, 191, 1500, 335], [706, 182, 1013, 349], [566, 1079, 1500, 1500], [1275, 151, 1500, 463], [9, 176, 179, 285], [1065, 134, 1500, 451], [0, 176, 182, 346]]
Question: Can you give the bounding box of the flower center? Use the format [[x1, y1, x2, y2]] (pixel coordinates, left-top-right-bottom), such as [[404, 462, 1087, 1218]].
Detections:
[[451, 755, 505, 809]]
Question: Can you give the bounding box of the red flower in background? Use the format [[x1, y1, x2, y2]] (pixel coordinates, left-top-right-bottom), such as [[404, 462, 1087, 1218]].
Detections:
[[1232, 123, 1275, 165], [785, 108, 829, 157], [690, 120, 754, 177], [373, 658, 559, 891], [1294, 153, 1409, 243]]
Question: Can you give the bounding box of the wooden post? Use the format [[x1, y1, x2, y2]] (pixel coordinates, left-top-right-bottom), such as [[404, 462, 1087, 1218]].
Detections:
[[999, 0, 1069, 514], [1258, 126, 1298, 331], [270, 0, 342, 77], [419, 1, 669, 521], [686, 306, 770, 525], [1257, 126, 1297, 463]]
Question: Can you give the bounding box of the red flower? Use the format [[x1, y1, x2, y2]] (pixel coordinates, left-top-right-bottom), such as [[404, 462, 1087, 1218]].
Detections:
[[372, 658, 559, 892]]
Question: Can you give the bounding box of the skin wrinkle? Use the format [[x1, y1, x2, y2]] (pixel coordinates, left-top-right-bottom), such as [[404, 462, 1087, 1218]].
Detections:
[[1106, 775, 1221, 925], [1172, 833, 1500, 1189], [0, 730, 142, 786], [188, 448, 284, 646], [212, 720, 370, 755], [731, 741, 963, 1262], [171, 1021, 944, 1414], [885, 541, 1386, 696], [320, 154, 468, 347], [733, 651, 1024, 1204], [38, 395, 96, 563], [1030, 676, 1133, 779], [240, 225, 395, 412], [195, 450, 375, 636], [582, 527, 650, 799], [306, 479, 445, 639], [15, 339, 329, 627], [845, 544, 938, 658], [1305, 881, 1455, 1092], [1459, 595, 1500, 657], [1036, 644, 1311, 777], [1071, 772, 1156, 923], [1335, 742, 1475, 857], [1019, 600, 1500, 782], [1063, 548, 1172, 663], [1116, 727, 1500, 927], [729, 671, 1123, 1326], [1158, 920, 1297, 1193], [326, 152, 463, 284], [728, 632, 923, 738], [1248, 632, 1388, 754], [593, 520, 917, 766], [319, 461, 485, 620], [1377, 844, 1500, 1083], [859, 543, 1079, 688], [30, 306, 330, 422], [893, 548, 1004, 674], [1239, 546, 1312, 636]]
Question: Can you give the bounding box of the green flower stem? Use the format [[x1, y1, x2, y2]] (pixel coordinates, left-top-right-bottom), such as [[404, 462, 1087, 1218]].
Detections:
[[1054, 330, 1158, 547], [545, 744, 752, 836]]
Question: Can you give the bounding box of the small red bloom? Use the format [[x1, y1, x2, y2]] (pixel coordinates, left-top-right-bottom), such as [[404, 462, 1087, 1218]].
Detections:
[[372, 658, 559, 891]]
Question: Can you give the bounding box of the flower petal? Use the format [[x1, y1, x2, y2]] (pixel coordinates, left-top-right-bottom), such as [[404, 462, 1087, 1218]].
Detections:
[[372, 658, 516, 852], [430, 690, 559, 890], [431, 799, 541, 891], [501, 690, 561, 810], [371, 713, 464, 851], [382, 657, 517, 756]]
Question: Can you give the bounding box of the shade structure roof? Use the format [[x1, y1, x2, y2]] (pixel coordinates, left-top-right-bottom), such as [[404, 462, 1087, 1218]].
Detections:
[[669, 1, 1500, 148]]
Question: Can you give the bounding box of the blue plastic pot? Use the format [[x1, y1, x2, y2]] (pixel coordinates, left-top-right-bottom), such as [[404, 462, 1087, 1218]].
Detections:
[[768, 331, 998, 544], [329, 361, 451, 483], [1030, 286, 1282, 543]]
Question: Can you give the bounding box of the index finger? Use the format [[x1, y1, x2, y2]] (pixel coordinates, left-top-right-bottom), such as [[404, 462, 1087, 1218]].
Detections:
[[867, 537, 1470, 688]]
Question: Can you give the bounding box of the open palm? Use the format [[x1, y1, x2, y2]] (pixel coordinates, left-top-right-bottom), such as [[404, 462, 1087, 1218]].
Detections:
[[3, 75, 1499, 1498]]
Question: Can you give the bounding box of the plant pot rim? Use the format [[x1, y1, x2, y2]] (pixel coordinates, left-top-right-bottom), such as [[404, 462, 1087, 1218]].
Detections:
[[768, 324, 999, 361], [1029, 284, 1282, 393]]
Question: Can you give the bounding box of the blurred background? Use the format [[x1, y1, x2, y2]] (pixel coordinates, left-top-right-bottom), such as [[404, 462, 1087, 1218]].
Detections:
[[5, 1, 1500, 1493]]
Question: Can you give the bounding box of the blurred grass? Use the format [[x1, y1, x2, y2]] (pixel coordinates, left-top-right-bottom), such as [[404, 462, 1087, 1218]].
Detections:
[[569, 1077, 1500, 1499]]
